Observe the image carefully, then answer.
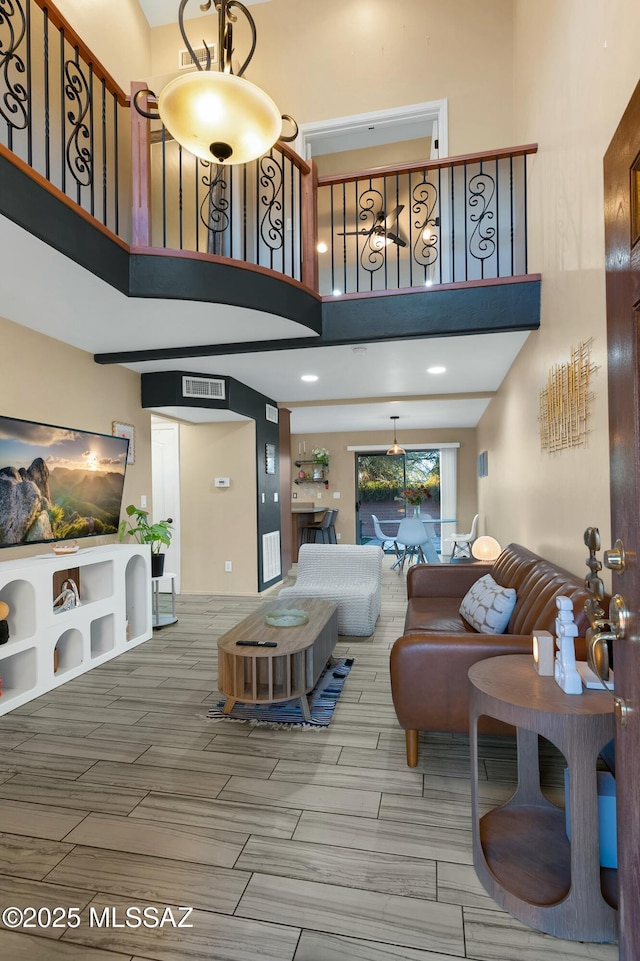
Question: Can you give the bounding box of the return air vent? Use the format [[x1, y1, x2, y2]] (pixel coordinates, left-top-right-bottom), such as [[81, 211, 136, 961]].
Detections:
[[262, 531, 281, 583], [178, 43, 217, 69], [182, 376, 226, 400], [265, 404, 279, 424]]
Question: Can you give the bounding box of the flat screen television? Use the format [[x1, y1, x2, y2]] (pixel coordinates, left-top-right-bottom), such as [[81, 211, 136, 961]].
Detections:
[[0, 415, 129, 548]]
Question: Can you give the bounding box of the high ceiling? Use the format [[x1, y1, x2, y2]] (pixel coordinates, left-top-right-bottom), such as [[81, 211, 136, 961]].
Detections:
[[1, 208, 529, 434], [138, 0, 271, 29], [0, 1, 530, 438]]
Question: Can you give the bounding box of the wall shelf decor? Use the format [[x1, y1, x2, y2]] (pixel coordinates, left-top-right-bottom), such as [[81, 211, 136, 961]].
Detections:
[[539, 340, 596, 452], [294, 459, 329, 488]]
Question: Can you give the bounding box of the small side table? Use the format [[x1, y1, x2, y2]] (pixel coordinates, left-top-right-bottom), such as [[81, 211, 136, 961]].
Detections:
[[151, 573, 177, 629], [469, 654, 617, 942]]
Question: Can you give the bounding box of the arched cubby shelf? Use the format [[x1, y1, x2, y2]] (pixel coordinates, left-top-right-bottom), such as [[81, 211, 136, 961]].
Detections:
[[0, 545, 152, 714], [0, 578, 36, 645]]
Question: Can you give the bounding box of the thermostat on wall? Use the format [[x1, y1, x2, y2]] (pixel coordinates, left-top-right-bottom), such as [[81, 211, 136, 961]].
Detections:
[[215, 477, 230, 488]]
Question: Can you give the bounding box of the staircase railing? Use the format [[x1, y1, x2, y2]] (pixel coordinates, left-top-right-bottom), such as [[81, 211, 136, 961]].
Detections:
[[0, 0, 536, 299], [0, 0, 128, 240], [130, 84, 316, 289], [316, 145, 537, 296]]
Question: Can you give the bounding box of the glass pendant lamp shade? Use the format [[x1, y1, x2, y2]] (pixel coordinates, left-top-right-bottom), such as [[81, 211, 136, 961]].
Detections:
[[387, 416, 405, 455], [158, 71, 282, 165]]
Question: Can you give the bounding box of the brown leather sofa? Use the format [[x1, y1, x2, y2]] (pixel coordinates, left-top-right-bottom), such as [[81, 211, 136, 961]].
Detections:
[[390, 543, 592, 766]]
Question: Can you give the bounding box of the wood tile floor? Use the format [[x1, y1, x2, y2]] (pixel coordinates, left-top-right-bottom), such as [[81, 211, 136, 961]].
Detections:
[[0, 566, 619, 960]]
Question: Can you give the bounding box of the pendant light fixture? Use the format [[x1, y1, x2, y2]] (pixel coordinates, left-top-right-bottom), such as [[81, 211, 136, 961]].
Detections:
[[387, 415, 405, 455], [134, 0, 297, 165]]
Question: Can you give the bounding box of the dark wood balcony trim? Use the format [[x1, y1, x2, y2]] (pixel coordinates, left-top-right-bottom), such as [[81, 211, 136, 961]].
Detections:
[[130, 246, 321, 300], [94, 274, 541, 365], [0, 144, 129, 252], [128, 250, 322, 333], [0, 146, 130, 292]]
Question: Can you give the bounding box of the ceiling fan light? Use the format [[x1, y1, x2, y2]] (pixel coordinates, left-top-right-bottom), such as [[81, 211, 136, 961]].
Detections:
[[158, 71, 282, 165], [372, 233, 391, 250]]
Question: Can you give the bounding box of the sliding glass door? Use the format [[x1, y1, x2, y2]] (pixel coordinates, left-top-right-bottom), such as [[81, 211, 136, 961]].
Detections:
[[356, 450, 441, 548]]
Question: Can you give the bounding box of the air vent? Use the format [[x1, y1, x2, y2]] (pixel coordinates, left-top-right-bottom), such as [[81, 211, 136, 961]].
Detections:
[[178, 43, 217, 69], [262, 531, 281, 583], [265, 404, 279, 424], [182, 376, 226, 400]]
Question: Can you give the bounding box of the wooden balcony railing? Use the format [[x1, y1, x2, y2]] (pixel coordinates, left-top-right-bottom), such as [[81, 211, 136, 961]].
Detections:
[[0, 0, 129, 240], [130, 85, 315, 289], [316, 145, 537, 296], [0, 0, 536, 300]]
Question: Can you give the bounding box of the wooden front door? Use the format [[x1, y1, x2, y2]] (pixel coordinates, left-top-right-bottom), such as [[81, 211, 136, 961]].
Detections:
[[604, 78, 640, 958]]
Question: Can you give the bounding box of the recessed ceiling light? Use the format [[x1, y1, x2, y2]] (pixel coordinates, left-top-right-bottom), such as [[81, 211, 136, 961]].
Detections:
[[317, 241, 328, 253], [301, 374, 318, 382], [352, 346, 367, 354], [427, 366, 446, 375], [332, 289, 342, 296]]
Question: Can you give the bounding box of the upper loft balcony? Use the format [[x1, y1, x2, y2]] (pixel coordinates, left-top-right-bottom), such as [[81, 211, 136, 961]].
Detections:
[[0, 0, 540, 362]]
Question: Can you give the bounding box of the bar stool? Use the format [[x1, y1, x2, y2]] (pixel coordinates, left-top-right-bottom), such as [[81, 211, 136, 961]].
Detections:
[[327, 509, 338, 543], [301, 509, 333, 543]]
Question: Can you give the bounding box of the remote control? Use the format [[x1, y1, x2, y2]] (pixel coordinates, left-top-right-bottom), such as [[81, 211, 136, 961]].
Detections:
[[235, 640, 277, 647]]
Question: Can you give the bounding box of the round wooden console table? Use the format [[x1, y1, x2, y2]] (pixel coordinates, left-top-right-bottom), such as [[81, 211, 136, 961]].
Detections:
[[469, 654, 617, 942]]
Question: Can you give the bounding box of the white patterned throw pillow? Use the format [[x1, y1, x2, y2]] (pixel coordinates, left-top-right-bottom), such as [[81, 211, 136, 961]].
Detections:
[[459, 573, 516, 634]]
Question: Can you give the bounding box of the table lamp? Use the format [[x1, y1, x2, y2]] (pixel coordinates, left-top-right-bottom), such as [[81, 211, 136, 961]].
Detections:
[[471, 535, 501, 561]]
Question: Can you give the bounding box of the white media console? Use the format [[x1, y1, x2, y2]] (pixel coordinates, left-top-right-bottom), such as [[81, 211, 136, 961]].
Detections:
[[0, 544, 152, 715]]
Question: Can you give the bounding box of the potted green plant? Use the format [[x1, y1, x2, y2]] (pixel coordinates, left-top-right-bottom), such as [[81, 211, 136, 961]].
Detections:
[[312, 446, 329, 466], [118, 504, 173, 577], [311, 446, 329, 480]]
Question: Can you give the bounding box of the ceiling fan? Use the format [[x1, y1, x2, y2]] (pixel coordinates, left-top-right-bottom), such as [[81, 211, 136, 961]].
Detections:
[[338, 205, 407, 248]]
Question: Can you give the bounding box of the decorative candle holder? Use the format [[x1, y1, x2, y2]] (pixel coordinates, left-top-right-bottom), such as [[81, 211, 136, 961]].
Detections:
[[532, 630, 554, 675]]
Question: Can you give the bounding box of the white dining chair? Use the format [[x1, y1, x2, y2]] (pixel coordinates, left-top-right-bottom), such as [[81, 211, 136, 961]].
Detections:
[[393, 518, 432, 571], [446, 513, 479, 559], [371, 514, 396, 553]]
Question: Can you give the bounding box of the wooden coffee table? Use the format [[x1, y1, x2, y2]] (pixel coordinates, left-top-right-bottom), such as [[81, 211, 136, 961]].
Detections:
[[217, 598, 338, 720]]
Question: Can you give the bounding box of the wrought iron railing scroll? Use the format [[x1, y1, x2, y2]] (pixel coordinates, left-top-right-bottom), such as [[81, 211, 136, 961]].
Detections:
[[0, 0, 128, 240], [0, 3, 535, 299], [316, 145, 537, 296], [137, 124, 311, 288]]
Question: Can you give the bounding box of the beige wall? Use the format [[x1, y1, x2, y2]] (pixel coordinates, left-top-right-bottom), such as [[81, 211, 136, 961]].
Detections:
[[55, 0, 151, 90], [314, 139, 432, 178], [0, 315, 150, 561], [290, 428, 477, 545], [149, 0, 516, 156], [477, 0, 640, 576], [178, 420, 258, 594]]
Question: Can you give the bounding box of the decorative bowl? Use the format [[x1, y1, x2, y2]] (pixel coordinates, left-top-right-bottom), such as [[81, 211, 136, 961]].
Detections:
[[265, 609, 309, 628], [53, 542, 79, 555]]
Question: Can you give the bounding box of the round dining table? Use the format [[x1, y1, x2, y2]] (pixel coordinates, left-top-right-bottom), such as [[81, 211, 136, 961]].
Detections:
[[376, 516, 457, 566]]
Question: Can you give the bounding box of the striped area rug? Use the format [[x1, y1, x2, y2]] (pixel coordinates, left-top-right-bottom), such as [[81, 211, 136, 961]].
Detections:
[[206, 657, 354, 728]]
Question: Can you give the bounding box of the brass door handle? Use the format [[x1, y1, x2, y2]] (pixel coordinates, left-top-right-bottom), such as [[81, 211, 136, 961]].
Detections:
[[586, 625, 614, 683]]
